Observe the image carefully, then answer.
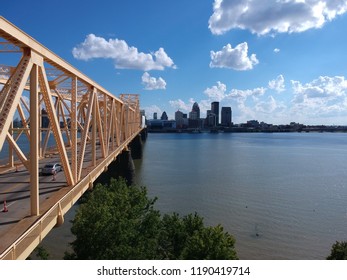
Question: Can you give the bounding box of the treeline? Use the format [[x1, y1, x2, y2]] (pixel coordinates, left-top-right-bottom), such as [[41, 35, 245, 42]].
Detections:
[[31, 177, 347, 260], [64, 178, 238, 260]]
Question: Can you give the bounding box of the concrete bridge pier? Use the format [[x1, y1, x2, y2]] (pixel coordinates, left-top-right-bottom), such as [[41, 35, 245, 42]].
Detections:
[[119, 149, 135, 186], [129, 134, 143, 160], [141, 128, 148, 142], [94, 148, 135, 186]]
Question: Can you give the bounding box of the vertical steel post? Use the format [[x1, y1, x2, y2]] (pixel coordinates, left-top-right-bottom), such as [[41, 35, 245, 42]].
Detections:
[[71, 77, 77, 182], [8, 122, 14, 168], [30, 63, 39, 216], [92, 90, 97, 166]]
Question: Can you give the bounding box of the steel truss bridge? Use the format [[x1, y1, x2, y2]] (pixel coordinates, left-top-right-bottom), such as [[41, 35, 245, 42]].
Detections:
[[0, 16, 143, 259]]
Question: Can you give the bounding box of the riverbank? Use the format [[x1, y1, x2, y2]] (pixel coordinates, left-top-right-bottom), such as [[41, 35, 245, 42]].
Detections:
[[148, 125, 347, 134]]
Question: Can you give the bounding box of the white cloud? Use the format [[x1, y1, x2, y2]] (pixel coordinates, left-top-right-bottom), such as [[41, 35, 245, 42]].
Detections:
[[229, 87, 267, 101], [210, 43, 259, 70], [141, 72, 166, 90], [204, 81, 227, 101], [209, 0, 347, 35], [292, 76, 347, 101], [274, 48, 280, 53], [255, 95, 286, 114], [73, 34, 176, 71], [268, 74, 285, 92], [169, 98, 194, 112], [143, 105, 163, 119], [291, 76, 347, 118]]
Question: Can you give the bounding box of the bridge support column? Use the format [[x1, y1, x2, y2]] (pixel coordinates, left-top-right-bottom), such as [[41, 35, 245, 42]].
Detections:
[[141, 128, 148, 142], [94, 149, 136, 187], [130, 134, 143, 160], [120, 149, 135, 185]]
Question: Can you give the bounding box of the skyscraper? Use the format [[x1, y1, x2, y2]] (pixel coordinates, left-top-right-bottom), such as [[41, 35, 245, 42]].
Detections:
[[189, 102, 200, 128], [221, 107, 232, 127], [192, 102, 200, 119], [211, 101, 219, 126], [175, 110, 184, 128], [161, 111, 168, 120]]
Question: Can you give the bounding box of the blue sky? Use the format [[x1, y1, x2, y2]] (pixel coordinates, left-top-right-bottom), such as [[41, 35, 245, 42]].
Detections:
[[2, 0, 347, 125]]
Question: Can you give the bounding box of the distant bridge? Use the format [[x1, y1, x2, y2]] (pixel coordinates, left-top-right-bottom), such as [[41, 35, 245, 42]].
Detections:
[[0, 16, 144, 259]]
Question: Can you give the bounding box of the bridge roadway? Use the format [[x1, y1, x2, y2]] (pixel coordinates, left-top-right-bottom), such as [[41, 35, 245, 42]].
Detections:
[[0, 128, 143, 259]]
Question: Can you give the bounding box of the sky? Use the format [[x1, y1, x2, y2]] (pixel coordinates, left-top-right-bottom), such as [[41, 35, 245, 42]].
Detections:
[[2, 0, 347, 125]]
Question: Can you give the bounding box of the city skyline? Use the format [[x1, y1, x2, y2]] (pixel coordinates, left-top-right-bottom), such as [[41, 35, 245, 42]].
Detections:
[[3, 1, 347, 125]]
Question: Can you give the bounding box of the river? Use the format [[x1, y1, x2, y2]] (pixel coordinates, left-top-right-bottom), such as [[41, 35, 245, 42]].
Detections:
[[40, 132, 347, 259]]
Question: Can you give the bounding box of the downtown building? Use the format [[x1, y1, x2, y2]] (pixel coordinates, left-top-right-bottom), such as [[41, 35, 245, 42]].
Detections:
[[211, 101, 219, 126], [221, 107, 232, 127]]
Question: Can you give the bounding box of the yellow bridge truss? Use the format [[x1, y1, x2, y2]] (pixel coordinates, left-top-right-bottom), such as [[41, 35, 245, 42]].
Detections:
[[0, 16, 142, 259]]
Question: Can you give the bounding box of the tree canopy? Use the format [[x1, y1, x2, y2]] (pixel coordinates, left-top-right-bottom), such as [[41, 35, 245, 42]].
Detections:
[[65, 178, 238, 260], [327, 241, 347, 260]]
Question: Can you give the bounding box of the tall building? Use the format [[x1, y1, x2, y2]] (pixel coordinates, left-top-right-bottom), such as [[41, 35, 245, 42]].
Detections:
[[161, 111, 168, 120], [175, 110, 184, 128], [189, 102, 200, 128], [41, 108, 49, 128], [211, 102, 219, 126], [153, 112, 157, 119], [189, 111, 198, 120], [221, 107, 232, 127], [206, 112, 216, 127], [191, 102, 200, 119]]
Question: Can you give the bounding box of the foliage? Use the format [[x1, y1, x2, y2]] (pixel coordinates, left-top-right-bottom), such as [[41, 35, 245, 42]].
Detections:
[[159, 213, 237, 259], [327, 241, 347, 260], [68, 177, 160, 259], [27, 245, 50, 260], [66, 177, 238, 260]]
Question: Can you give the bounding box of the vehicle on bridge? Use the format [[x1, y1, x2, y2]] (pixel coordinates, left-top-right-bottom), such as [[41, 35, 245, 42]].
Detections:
[[41, 163, 62, 175]]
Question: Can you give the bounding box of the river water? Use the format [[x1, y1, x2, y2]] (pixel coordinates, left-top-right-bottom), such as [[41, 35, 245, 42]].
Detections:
[[133, 132, 347, 260], [38, 132, 347, 259]]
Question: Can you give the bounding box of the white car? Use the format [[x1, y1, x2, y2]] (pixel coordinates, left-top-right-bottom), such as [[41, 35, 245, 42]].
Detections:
[[41, 163, 62, 175]]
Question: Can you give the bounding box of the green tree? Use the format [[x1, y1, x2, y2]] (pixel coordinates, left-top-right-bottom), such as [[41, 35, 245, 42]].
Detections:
[[66, 178, 238, 260], [68, 178, 161, 259], [27, 245, 50, 260], [327, 241, 347, 260], [159, 212, 237, 259]]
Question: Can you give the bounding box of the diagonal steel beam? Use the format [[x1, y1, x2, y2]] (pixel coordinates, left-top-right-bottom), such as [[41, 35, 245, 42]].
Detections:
[[0, 50, 33, 150], [38, 62, 74, 186]]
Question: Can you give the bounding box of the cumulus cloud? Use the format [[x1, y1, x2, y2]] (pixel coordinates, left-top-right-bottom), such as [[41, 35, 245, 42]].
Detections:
[[229, 87, 267, 101], [208, 0, 347, 35], [291, 76, 347, 117], [274, 48, 280, 53], [204, 81, 227, 101], [255, 96, 286, 114], [143, 105, 163, 119], [73, 34, 176, 71], [169, 98, 194, 112], [292, 76, 347, 101], [210, 43, 259, 70], [141, 72, 166, 90], [268, 75, 285, 93]]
